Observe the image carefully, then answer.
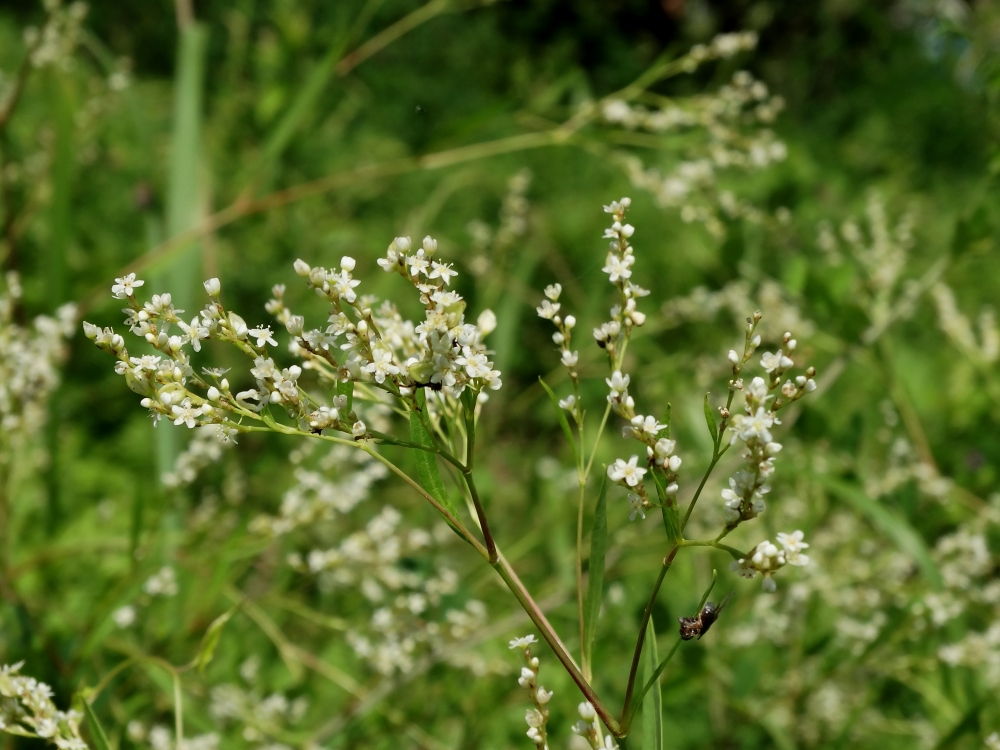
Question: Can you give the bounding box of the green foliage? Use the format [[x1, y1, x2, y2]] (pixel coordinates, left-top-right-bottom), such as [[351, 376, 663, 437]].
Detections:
[[1, 1, 999, 749]]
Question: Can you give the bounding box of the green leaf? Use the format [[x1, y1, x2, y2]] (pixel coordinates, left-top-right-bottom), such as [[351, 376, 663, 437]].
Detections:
[[703, 392, 717, 444], [409, 392, 462, 527], [641, 616, 662, 750], [819, 476, 943, 590], [83, 699, 112, 750], [538, 377, 578, 460], [338, 380, 355, 414], [650, 472, 681, 545], [583, 477, 608, 669], [195, 606, 237, 673], [660, 403, 671, 439]]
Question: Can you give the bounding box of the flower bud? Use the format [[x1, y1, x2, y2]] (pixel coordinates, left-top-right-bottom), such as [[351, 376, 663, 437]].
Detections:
[[207, 386, 221, 402], [422, 236, 437, 253], [293, 259, 311, 276], [341, 256, 356, 272], [728, 349, 739, 365], [393, 236, 412, 253], [203, 277, 221, 296], [286, 315, 304, 336]]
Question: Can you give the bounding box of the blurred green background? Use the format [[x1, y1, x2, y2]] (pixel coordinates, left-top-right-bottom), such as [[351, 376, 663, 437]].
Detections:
[[1, 0, 999, 748]]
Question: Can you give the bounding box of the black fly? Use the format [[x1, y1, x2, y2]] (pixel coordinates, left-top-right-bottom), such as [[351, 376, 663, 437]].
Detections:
[[678, 591, 734, 640]]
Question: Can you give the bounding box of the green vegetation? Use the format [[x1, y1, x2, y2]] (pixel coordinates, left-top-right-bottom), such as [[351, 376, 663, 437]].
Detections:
[[1, 1, 999, 749]]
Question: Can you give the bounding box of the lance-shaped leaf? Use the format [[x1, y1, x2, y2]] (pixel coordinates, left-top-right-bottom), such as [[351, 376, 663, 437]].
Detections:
[[539, 377, 578, 461], [410, 390, 463, 528], [583, 477, 608, 669], [703, 392, 718, 444], [83, 700, 112, 750], [642, 615, 663, 750]]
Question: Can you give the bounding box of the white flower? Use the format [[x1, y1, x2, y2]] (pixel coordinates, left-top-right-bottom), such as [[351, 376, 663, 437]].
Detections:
[[249, 326, 278, 348], [171, 399, 201, 428], [364, 344, 400, 384], [760, 351, 782, 372], [508, 634, 538, 650], [654, 438, 676, 457], [111, 273, 144, 299], [609, 455, 646, 487], [525, 708, 545, 728], [558, 394, 576, 411], [203, 277, 221, 296], [130, 354, 161, 373], [578, 702, 596, 721], [113, 605, 136, 628], [606, 370, 630, 395], [747, 376, 768, 402], [536, 299, 560, 319], [518, 667, 535, 688], [776, 530, 810, 566], [561, 350, 579, 367], [602, 253, 633, 282], [628, 493, 646, 521], [535, 686, 553, 704], [729, 406, 774, 444], [631, 414, 664, 436], [544, 283, 562, 301], [178, 317, 209, 352], [477, 309, 497, 336], [429, 261, 457, 285], [407, 249, 430, 276]]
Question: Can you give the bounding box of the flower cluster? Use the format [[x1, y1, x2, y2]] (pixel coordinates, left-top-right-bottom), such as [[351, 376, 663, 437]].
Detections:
[[84, 232, 499, 443], [598, 34, 788, 237], [536, 283, 579, 392], [250, 442, 388, 536], [126, 722, 219, 750], [0, 663, 86, 749], [729, 531, 811, 592], [0, 272, 76, 443], [592, 198, 648, 358], [23, 0, 88, 71], [931, 282, 999, 367], [509, 635, 553, 748], [721, 325, 816, 530], [209, 679, 308, 748], [284, 501, 485, 677], [291, 237, 500, 399]]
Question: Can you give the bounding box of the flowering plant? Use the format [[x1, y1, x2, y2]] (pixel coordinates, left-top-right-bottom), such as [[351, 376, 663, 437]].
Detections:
[[85, 193, 818, 747]]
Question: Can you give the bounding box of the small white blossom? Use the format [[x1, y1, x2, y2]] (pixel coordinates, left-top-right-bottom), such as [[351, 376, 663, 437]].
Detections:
[[609, 455, 646, 487], [536, 299, 560, 320], [509, 634, 538, 650], [111, 272, 144, 299]]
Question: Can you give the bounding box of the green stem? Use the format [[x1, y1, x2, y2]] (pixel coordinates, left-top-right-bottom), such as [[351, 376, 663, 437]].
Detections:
[[493, 554, 619, 737], [461, 392, 496, 562], [678, 539, 744, 560], [619, 545, 679, 733], [626, 572, 718, 725]]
